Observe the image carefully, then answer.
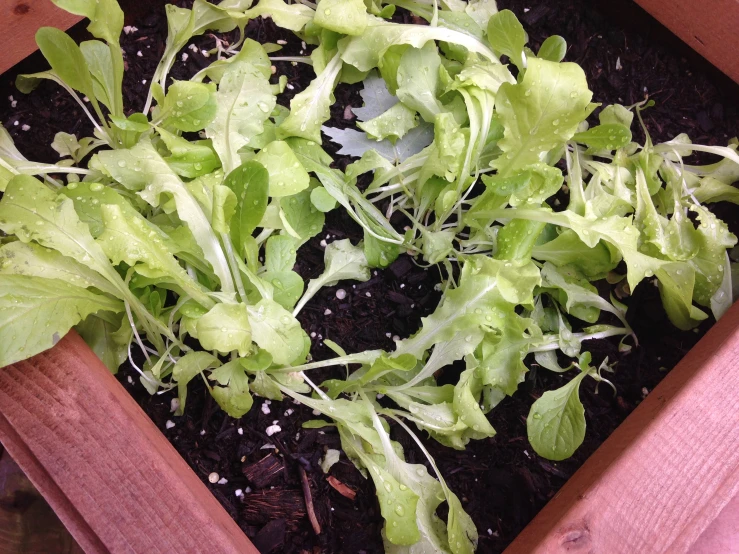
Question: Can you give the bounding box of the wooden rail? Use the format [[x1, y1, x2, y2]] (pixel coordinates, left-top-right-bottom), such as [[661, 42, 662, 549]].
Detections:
[[0, 0, 82, 74], [634, 0, 739, 84], [0, 331, 259, 554], [506, 302, 739, 553]]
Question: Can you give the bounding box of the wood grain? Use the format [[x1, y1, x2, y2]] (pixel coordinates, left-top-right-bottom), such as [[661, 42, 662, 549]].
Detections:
[[634, 0, 739, 84], [0, 331, 258, 554], [506, 301, 739, 553], [0, 0, 82, 74]]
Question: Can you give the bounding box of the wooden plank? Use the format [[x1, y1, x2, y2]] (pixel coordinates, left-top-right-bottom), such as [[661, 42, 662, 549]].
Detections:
[[634, 0, 739, 84], [0, 331, 259, 554], [506, 301, 739, 554], [689, 492, 739, 553], [0, 0, 82, 74]]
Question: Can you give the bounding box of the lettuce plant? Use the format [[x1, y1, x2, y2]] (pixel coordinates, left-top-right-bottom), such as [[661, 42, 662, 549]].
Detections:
[[1, 0, 737, 551]]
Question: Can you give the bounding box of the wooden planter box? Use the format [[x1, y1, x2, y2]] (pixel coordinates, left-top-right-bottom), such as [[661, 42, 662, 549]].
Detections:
[[1, 1, 738, 552]]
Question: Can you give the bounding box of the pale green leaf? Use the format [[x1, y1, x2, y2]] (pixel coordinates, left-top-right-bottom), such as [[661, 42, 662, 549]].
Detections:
[[492, 58, 594, 175], [247, 299, 305, 365], [173, 351, 220, 415], [486, 10, 526, 69], [0, 275, 122, 367], [209, 359, 254, 417], [527, 369, 589, 461], [197, 303, 252, 356], [396, 42, 445, 122], [358, 103, 418, 142], [206, 62, 275, 174], [253, 141, 310, 197], [243, 0, 315, 32], [314, 0, 367, 35], [278, 54, 343, 144]]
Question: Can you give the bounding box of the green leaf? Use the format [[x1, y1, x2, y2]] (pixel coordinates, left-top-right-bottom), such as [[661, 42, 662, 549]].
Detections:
[[50, 132, 79, 160], [453, 366, 496, 438], [314, 0, 367, 35], [251, 370, 284, 400], [52, 0, 124, 46], [573, 124, 632, 150], [80, 40, 121, 115], [212, 185, 237, 234], [209, 359, 254, 417], [173, 351, 220, 415], [243, 0, 315, 32], [0, 241, 118, 297], [281, 188, 326, 244], [0, 176, 122, 296], [465, 0, 499, 29], [527, 368, 590, 461], [689, 204, 737, 306], [97, 204, 214, 309], [0, 275, 122, 367], [655, 263, 707, 330], [35, 27, 95, 100], [496, 219, 546, 261], [537, 35, 567, 63], [358, 103, 418, 142], [342, 429, 420, 546], [364, 230, 400, 268], [532, 229, 619, 281], [492, 58, 595, 175], [206, 62, 275, 174], [197, 303, 252, 356], [396, 42, 445, 122], [224, 161, 269, 254], [486, 10, 527, 69], [247, 299, 305, 365], [161, 81, 217, 131], [693, 176, 739, 205], [599, 103, 634, 128], [254, 141, 310, 197], [310, 186, 338, 212], [338, 16, 497, 72], [481, 163, 564, 206], [76, 313, 131, 373], [357, 404, 477, 553], [99, 139, 235, 296], [476, 315, 539, 396], [541, 263, 630, 328], [158, 127, 221, 179], [260, 271, 304, 310], [278, 54, 343, 144], [396, 256, 540, 358], [265, 235, 297, 273], [421, 230, 455, 265]]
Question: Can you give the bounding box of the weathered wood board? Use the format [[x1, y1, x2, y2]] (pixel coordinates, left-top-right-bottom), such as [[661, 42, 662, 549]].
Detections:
[[0, 0, 82, 74], [0, 332, 259, 553], [634, 0, 739, 84]]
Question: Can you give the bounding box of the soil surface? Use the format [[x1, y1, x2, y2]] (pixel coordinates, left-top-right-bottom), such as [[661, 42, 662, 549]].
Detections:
[[2, 1, 739, 553]]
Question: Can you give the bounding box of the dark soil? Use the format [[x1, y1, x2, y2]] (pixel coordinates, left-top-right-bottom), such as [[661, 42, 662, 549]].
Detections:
[[2, 1, 738, 553]]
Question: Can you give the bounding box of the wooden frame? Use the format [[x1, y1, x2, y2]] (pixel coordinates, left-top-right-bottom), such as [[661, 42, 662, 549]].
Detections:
[[633, 0, 739, 85], [1, 1, 739, 552], [0, 332, 258, 553], [0, 1, 82, 74]]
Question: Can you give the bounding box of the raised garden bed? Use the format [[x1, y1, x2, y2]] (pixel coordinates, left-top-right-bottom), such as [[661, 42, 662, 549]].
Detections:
[[1, 1, 738, 553]]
